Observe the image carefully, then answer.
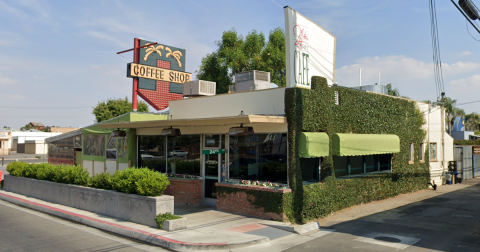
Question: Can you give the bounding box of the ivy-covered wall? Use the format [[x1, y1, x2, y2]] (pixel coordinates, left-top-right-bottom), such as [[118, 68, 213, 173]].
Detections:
[[285, 76, 429, 222]]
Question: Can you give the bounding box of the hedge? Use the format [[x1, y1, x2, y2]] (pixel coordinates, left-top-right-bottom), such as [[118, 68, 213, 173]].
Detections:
[[283, 76, 429, 222], [6, 161, 170, 196], [454, 139, 480, 145]]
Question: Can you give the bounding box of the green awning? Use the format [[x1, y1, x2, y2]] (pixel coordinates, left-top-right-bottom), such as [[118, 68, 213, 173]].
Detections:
[[299, 132, 329, 158], [332, 133, 400, 156]]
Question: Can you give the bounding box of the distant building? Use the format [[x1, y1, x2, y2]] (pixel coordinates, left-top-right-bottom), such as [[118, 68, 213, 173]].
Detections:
[[351, 84, 388, 95], [29, 122, 45, 131], [451, 116, 480, 140], [49, 127, 81, 134]]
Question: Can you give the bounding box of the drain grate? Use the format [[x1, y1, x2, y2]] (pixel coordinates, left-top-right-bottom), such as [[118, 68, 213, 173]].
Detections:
[[374, 236, 402, 243]]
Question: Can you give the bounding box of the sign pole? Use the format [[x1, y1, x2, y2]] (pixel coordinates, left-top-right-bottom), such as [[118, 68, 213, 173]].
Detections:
[[132, 38, 140, 111]]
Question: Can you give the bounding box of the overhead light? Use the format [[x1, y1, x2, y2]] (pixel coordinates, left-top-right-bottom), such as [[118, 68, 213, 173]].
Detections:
[[161, 128, 181, 136], [229, 124, 254, 136], [111, 129, 126, 137], [459, 0, 479, 20]]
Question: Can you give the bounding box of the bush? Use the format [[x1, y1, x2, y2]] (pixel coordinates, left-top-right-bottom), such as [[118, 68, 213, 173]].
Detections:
[[155, 212, 181, 229], [112, 168, 170, 196], [91, 173, 113, 190], [6, 162, 169, 197]]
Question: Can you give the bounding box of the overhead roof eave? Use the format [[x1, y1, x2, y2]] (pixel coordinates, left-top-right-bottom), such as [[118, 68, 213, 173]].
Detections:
[[99, 115, 286, 129]]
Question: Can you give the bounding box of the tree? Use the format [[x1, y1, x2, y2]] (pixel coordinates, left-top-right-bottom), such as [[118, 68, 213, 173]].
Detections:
[[92, 97, 149, 123], [197, 28, 286, 94], [386, 83, 400, 97], [20, 123, 33, 131]]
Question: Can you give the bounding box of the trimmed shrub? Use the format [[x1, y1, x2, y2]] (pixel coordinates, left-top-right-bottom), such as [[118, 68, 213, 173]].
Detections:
[[112, 168, 170, 196], [155, 212, 181, 229], [91, 173, 113, 190]]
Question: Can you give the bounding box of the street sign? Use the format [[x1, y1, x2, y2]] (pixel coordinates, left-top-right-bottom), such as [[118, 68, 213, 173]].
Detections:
[[202, 149, 226, 155]]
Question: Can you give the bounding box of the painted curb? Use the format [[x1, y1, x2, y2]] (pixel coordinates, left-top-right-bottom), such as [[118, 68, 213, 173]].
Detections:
[[0, 191, 269, 250]]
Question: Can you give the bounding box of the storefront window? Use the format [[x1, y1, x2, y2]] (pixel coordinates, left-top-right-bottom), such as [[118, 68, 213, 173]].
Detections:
[[334, 154, 392, 178], [106, 135, 127, 160], [138, 135, 166, 172], [48, 136, 75, 165], [139, 135, 200, 175], [229, 133, 287, 183], [83, 135, 105, 156], [300, 158, 320, 183], [167, 135, 201, 176]]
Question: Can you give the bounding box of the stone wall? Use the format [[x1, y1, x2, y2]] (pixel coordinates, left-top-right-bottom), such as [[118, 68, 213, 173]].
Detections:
[[216, 183, 291, 221], [3, 175, 174, 227], [164, 178, 202, 205]]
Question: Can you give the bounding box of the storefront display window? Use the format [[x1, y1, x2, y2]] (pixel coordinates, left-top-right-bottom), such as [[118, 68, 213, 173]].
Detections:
[[138, 135, 166, 173], [334, 154, 392, 178], [167, 135, 201, 176], [106, 136, 127, 160], [229, 133, 287, 183], [48, 136, 75, 165], [139, 135, 200, 175], [83, 135, 105, 156]]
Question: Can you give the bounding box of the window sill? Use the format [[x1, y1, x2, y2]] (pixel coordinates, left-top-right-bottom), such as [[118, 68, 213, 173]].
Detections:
[[430, 159, 438, 162], [420, 160, 425, 163], [408, 161, 414, 164], [336, 170, 391, 180]]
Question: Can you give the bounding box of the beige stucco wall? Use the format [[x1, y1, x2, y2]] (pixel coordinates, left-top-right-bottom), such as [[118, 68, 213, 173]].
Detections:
[[169, 87, 286, 119]]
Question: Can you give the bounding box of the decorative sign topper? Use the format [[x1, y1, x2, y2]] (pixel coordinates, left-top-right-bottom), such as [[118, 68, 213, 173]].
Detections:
[[284, 6, 336, 88], [124, 39, 191, 111]]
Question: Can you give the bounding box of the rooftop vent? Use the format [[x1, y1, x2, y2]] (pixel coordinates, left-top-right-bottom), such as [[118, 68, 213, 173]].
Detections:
[[183, 80, 216, 97], [234, 70, 271, 92]]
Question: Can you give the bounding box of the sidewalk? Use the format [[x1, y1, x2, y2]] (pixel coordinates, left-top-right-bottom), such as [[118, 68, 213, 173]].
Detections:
[[0, 189, 324, 251], [1, 152, 45, 160]]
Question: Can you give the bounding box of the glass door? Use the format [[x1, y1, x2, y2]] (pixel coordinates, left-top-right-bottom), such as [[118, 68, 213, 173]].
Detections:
[[204, 152, 219, 199]]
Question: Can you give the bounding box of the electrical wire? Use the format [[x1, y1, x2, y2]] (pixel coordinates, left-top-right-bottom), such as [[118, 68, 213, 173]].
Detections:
[[466, 20, 480, 41], [456, 99, 480, 106], [0, 106, 91, 109], [429, 0, 445, 101]]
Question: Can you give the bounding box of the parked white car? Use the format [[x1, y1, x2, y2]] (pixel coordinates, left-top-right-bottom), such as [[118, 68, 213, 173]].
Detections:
[[140, 150, 154, 159], [169, 150, 188, 157]]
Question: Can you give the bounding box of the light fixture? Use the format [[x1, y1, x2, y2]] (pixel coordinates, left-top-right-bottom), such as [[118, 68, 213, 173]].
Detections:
[[161, 127, 181, 136], [111, 129, 126, 137], [229, 124, 254, 136]]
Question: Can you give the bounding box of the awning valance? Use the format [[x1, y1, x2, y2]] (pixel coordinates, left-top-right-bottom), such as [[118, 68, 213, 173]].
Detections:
[[299, 132, 329, 158], [332, 133, 400, 156]]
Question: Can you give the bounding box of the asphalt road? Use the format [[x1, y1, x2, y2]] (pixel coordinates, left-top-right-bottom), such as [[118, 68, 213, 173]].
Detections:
[[286, 179, 480, 252], [0, 200, 169, 252]]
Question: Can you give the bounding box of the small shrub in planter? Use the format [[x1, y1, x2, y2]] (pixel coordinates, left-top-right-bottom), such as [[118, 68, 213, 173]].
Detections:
[[112, 168, 170, 196], [155, 212, 181, 229], [90, 173, 113, 190]]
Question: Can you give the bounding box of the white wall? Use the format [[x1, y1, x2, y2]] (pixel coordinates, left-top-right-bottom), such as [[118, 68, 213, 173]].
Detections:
[[417, 102, 452, 186], [169, 88, 286, 119], [12, 132, 62, 144]]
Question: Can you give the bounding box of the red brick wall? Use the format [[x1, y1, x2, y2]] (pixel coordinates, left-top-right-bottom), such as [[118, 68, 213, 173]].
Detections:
[[164, 178, 202, 206], [216, 183, 292, 221]]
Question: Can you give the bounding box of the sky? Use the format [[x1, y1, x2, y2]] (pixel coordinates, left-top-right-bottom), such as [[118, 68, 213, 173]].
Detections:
[[0, 0, 479, 130]]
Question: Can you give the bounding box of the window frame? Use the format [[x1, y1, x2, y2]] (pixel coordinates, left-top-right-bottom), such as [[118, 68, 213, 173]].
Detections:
[[419, 143, 425, 163], [429, 142, 438, 162]]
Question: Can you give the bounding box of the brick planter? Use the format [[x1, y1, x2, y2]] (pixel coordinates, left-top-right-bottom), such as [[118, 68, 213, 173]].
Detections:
[[216, 182, 292, 221], [164, 178, 202, 206]]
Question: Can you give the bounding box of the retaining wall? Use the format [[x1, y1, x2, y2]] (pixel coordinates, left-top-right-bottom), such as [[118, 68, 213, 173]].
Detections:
[[3, 175, 174, 227]]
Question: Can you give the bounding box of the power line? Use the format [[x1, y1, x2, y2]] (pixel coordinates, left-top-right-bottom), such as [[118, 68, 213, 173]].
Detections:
[[466, 20, 480, 41], [456, 99, 480, 106], [0, 106, 91, 109], [429, 0, 445, 101], [1, 115, 92, 118]]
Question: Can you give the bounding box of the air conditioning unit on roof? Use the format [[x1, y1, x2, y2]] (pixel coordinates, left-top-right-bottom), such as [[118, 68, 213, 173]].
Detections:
[[235, 70, 270, 92], [183, 80, 216, 97]]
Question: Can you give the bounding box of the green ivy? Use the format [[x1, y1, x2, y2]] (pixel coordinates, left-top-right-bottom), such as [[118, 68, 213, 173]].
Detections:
[[285, 76, 429, 223], [454, 139, 480, 145]]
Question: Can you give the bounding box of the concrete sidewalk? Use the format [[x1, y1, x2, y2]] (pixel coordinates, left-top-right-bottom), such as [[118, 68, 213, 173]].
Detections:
[[0, 189, 322, 251]]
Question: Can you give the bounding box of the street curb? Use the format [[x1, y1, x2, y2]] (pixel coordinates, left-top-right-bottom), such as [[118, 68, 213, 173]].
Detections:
[[266, 222, 321, 234], [0, 191, 269, 250]]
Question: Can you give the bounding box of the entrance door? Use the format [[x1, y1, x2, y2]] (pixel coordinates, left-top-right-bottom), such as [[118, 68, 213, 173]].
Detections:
[[204, 152, 219, 202], [202, 134, 225, 205]]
